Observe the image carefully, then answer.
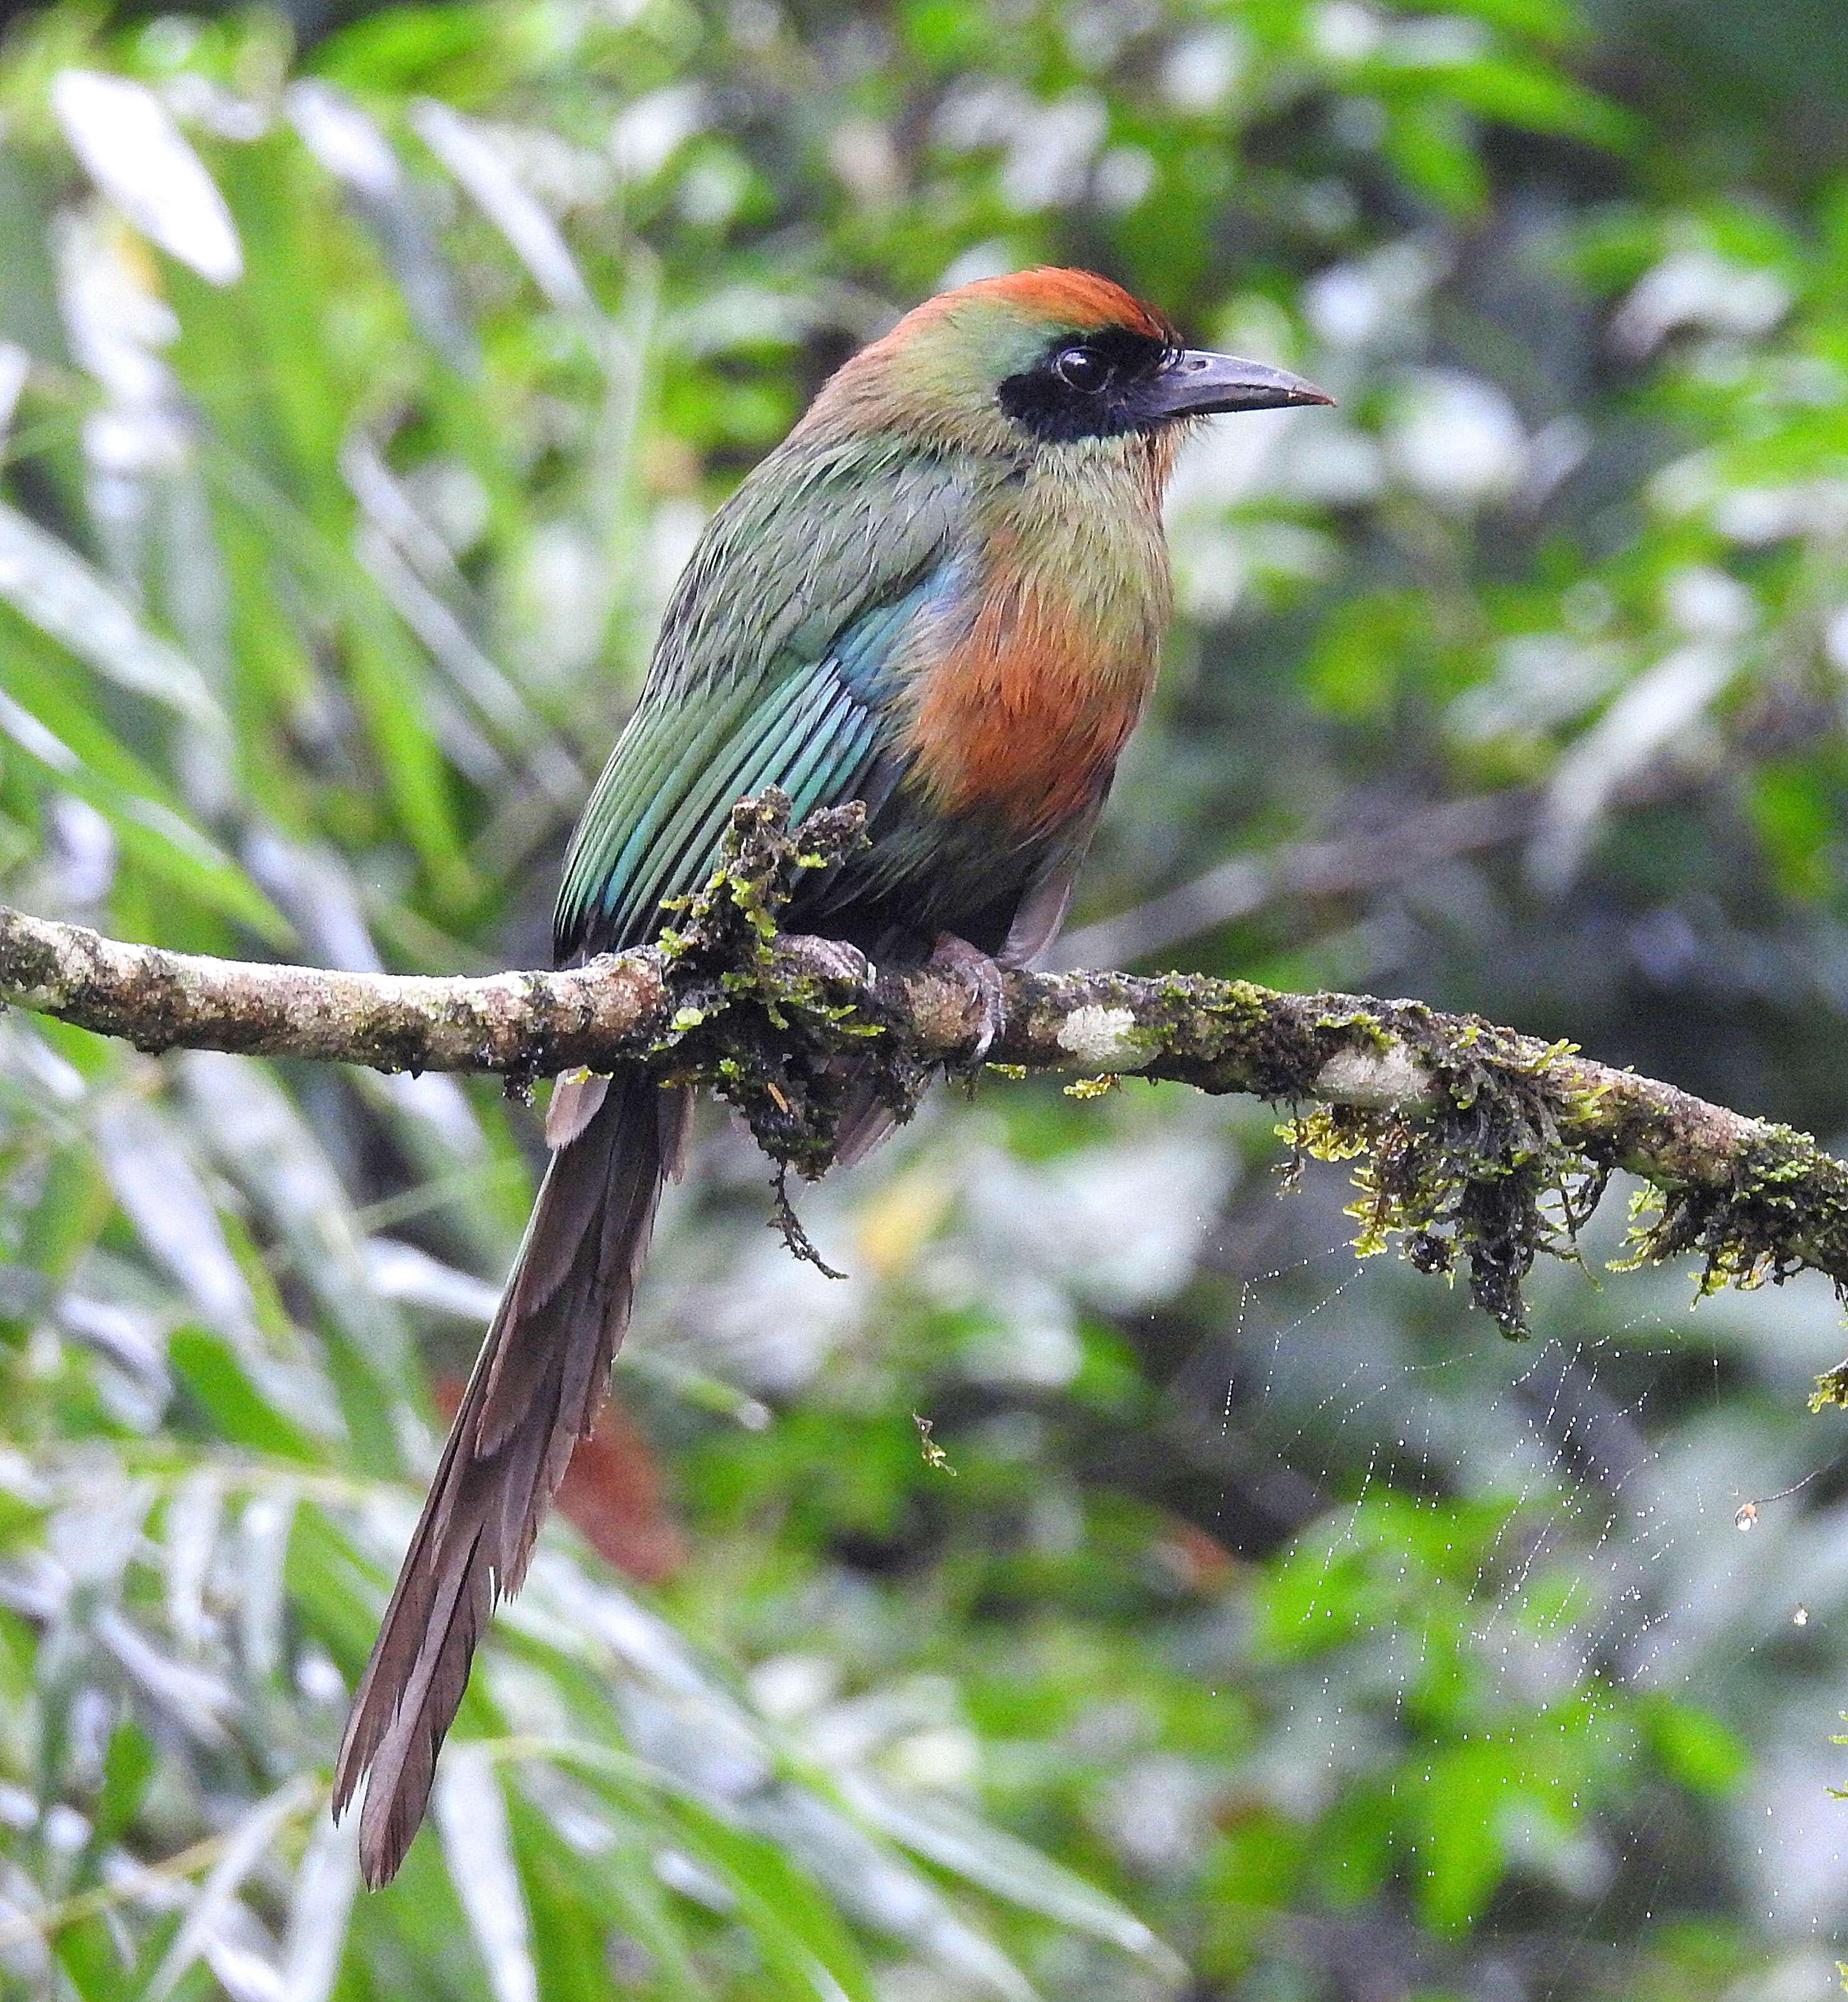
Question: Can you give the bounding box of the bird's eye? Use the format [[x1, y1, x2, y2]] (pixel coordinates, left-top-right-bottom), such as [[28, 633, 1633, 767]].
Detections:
[[1052, 345, 1108, 393]]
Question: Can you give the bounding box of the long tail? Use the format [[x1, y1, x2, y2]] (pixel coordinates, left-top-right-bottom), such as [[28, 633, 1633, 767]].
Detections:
[[332, 1069, 691, 1887]]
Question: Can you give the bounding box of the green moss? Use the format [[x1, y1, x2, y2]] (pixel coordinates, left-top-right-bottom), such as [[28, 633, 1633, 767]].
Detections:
[[1618, 1125, 1847, 1298], [644, 790, 919, 1185], [1280, 1014, 1605, 1337], [1314, 1008, 1393, 1053], [1143, 974, 1273, 1061], [1270, 997, 1848, 1343], [1279, 1105, 1372, 1166]]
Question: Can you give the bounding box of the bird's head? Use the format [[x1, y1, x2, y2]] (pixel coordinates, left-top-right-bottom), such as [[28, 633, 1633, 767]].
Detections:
[[807, 267, 1331, 465]]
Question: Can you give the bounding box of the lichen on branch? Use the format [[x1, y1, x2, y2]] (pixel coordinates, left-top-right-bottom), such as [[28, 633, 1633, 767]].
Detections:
[[6, 792, 1848, 1383]]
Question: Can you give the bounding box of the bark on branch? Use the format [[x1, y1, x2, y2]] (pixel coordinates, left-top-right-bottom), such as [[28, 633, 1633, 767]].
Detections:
[[4, 795, 1847, 1384]]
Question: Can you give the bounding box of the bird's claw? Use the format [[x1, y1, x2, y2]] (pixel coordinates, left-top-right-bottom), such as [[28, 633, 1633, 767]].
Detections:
[[928, 932, 1006, 1065], [780, 934, 874, 987]]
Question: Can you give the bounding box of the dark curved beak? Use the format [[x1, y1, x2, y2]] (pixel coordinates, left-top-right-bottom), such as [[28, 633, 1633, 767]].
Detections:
[[1154, 350, 1334, 418]]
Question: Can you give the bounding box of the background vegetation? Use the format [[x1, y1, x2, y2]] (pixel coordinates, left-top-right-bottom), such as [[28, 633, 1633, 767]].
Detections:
[[2, 0, 1847, 1995]]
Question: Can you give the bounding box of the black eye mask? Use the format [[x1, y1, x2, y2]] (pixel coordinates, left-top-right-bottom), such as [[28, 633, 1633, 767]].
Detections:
[[999, 327, 1331, 441], [997, 327, 1178, 442]]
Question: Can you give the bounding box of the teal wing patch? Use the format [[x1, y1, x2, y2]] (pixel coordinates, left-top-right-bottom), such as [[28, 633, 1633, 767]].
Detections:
[[554, 559, 961, 958], [554, 435, 971, 960]]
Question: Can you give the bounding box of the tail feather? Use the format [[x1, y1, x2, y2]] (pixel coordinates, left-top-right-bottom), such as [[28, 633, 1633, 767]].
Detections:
[[333, 1070, 690, 1888]]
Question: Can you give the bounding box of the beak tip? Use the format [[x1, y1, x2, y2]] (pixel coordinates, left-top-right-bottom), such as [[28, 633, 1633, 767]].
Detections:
[[1165, 351, 1336, 418], [1276, 375, 1335, 409]]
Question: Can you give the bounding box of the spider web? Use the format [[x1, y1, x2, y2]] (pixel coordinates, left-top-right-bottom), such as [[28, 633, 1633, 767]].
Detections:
[[643, 1092, 1848, 1995], [1190, 1159, 1848, 1995]]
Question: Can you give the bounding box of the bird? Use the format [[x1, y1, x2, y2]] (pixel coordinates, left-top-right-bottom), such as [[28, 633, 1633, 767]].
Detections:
[[332, 267, 1330, 1884]]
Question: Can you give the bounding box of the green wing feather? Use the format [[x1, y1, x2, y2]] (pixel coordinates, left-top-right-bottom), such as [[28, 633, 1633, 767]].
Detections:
[[555, 438, 970, 959]]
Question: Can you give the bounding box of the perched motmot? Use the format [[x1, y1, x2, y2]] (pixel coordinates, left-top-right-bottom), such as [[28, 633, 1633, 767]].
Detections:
[[333, 268, 1330, 1882]]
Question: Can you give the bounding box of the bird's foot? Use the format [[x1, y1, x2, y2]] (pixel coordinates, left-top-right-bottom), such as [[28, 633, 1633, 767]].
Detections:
[[928, 932, 1006, 1065], [778, 934, 873, 985]]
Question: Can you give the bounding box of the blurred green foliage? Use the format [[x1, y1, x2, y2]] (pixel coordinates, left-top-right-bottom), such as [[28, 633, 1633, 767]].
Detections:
[[2, 0, 1848, 1997]]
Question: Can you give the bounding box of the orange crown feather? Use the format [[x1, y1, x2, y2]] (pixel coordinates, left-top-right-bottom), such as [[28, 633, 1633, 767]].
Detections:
[[914, 267, 1178, 344]]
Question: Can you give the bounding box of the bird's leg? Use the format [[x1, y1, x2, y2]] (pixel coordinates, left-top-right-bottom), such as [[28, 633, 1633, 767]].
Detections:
[[928, 931, 1006, 1065]]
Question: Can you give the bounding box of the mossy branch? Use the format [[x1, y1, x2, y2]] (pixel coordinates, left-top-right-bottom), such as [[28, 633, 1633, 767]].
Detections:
[[5, 793, 1848, 1379]]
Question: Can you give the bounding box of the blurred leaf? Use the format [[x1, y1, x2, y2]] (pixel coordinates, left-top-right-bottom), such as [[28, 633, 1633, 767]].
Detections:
[[0, 670, 293, 942], [167, 1329, 327, 1462], [95, 1717, 158, 1847], [408, 97, 592, 315], [435, 1750, 539, 2002], [838, 1775, 1175, 1971], [51, 69, 242, 285], [662, 1797, 879, 2002], [1641, 1697, 1749, 1795], [143, 1775, 318, 2000], [1442, 55, 1642, 149], [278, 1812, 360, 2002], [203, 456, 476, 907], [287, 81, 480, 372]]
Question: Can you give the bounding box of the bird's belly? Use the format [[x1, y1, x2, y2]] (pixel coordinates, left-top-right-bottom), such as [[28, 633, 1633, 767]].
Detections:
[[902, 586, 1155, 839], [793, 798, 1059, 962]]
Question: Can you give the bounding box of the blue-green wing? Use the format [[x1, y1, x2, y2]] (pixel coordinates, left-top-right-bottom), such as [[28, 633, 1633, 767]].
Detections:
[[555, 442, 970, 959]]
